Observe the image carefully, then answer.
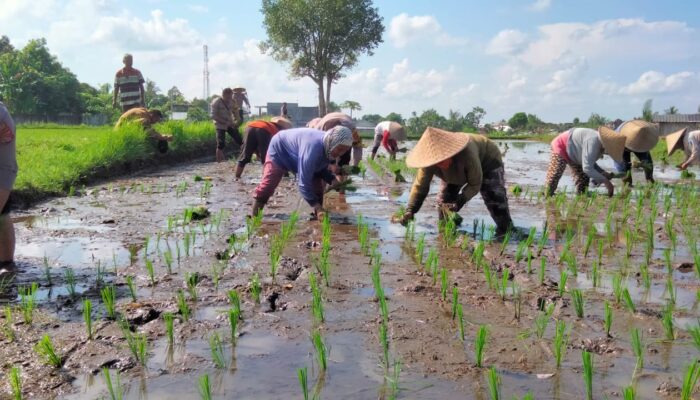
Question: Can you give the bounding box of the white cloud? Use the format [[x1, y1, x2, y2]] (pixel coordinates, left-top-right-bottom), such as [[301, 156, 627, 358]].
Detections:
[[486, 29, 528, 56], [529, 0, 552, 12], [540, 57, 588, 93], [620, 71, 698, 95], [188, 4, 209, 13], [389, 13, 467, 48], [383, 59, 454, 98]]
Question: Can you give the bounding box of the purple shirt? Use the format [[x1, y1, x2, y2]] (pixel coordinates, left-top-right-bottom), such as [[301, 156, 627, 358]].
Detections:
[[267, 128, 335, 205]]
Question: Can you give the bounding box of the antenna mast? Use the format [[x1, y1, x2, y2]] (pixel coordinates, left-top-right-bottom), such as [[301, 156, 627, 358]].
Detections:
[[203, 44, 210, 101]]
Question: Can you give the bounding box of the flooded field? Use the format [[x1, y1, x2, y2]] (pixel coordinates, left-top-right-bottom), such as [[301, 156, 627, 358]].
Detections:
[[1, 140, 699, 399]]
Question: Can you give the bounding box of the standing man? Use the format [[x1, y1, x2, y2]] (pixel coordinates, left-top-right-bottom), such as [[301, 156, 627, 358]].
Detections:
[[232, 87, 250, 123], [280, 102, 289, 118], [0, 101, 17, 277], [113, 54, 146, 112], [211, 88, 242, 162]]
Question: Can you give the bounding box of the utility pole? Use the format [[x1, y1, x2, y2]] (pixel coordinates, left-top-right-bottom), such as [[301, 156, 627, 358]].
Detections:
[[203, 44, 210, 111]]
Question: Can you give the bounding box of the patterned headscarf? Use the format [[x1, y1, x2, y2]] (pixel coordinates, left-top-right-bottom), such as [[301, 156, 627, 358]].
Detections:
[[323, 126, 353, 158]]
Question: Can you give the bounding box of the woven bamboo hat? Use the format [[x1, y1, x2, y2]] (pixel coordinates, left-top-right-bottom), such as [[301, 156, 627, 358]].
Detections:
[[597, 126, 627, 163], [388, 122, 408, 141], [665, 127, 688, 155], [406, 127, 470, 168], [271, 116, 292, 130], [618, 120, 659, 152], [232, 86, 246, 92]]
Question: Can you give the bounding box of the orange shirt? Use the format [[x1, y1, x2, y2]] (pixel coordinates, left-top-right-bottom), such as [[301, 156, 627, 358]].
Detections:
[[247, 120, 279, 136]]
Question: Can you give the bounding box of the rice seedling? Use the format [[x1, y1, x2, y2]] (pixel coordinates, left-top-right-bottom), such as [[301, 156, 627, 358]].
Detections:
[[662, 302, 675, 341], [209, 332, 226, 369], [3, 306, 15, 342], [227, 290, 241, 315], [486, 367, 500, 400], [163, 250, 173, 274], [43, 255, 52, 286], [440, 268, 448, 301], [640, 262, 651, 290], [163, 312, 174, 346], [563, 252, 578, 276], [19, 283, 38, 325], [311, 331, 328, 371], [534, 303, 555, 339], [358, 223, 370, 255], [250, 273, 262, 304], [228, 308, 239, 344], [537, 224, 549, 256], [101, 285, 117, 320], [612, 273, 624, 304], [561, 229, 576, 259], [497, 268, 509, 301], [558, 269, 568, 297], [630, 328, 644, 370], [624, 226, 634, 256], [539, 256, 546, 285], [309, 273, 324, 323], [582, 351, 593, 400], [456, 303, 465, 341], [415, 233, 426, 264], [442, 212, 459, 247], [664, 248, 673, 274], [9, 366, 22, 400], [102, 367, 123, 400], [622, 386, 636, 400], [620, 288, 636, 314], [198, 374, 212, 400], [298, 367, 309, 400], [185, 272, 199, 302], [451, 287, 459, 320], [483, 264, 495, 290], [499, 229, 511, 256], [269, 235, 283, 279], [571, 289, 585, 318], [404, 220, 415, 242], [681, 360, 700, 400], [475, 325, 488, 368], [124, 329, 148, 366], [95, 260, 106, 288], [83, 299, 93, 340], [34, 335, 62, 367], [472, 240, 485, 268], [604, 301, 613, 337], [379, 320, 390, 369], [552, 320, 570, 368], [183, 233, 192, 257], [123, 275, 137, 302], [690, 325, 700, 353], [666, 277, 677, 305], [176, 290, 190, 321], [387, 359, 402, 400], [144, 258, 155, 286]]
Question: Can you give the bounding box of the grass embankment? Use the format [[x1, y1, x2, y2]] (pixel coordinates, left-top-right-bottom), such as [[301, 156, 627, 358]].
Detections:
[[13, 121, 219, 204]]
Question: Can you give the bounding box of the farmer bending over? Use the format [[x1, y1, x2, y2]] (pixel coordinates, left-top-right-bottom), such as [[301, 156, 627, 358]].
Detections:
[[0, 101, 17, 278], [665, 127, 700, 170], [250, 126, 352, 219], [610, 120, 659, 186], [370, 121, 407, 160], [211, 88, 242, 162], [115, 107, 173, 153], [313, 112, 363, 167], [235, 116, 292, 179], [544, 126, 626, 197], [394, 128, 514, 236]]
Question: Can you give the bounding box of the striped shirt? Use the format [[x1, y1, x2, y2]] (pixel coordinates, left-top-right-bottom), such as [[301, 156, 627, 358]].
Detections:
[[114, 67, 145, 109]]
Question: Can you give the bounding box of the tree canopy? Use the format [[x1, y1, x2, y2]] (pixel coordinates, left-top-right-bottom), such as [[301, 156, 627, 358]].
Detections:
[[260, 0, 384, 116]]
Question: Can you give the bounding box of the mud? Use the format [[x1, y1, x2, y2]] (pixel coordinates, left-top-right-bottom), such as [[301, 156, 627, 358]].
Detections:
[[1, 140, 699, 399]]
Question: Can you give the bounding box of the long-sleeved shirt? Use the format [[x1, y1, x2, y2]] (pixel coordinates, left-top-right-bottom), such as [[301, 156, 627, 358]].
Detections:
[[682, 130, 700, 166], [406, 134, 502, 214], [372, 121, 399, 152], [210, 96, 240, 130], [566, 128, 607, 184], [267, 128, 336, 207]]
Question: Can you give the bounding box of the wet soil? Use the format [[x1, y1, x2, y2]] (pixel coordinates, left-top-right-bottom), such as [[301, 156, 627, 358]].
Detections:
[[1, 141, 699, 399]]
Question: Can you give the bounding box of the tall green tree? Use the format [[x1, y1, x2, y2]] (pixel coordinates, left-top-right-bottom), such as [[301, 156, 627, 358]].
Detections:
[[464, 106, 486, 130], [507, 112, 528, 130], [260, 0, 384, 116], [664, 105, 678, 115], [642, 99, 653, 122], [384, 112, 404, 125], [341, 100, 362, 118], [361, 113, 382, 124]]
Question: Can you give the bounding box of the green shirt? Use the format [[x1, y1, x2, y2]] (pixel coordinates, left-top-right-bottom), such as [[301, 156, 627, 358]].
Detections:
[[406, 134, 503, 214]]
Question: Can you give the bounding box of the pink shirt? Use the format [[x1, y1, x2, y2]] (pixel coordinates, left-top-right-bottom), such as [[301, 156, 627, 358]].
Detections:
[[551, 131, 571, 162]]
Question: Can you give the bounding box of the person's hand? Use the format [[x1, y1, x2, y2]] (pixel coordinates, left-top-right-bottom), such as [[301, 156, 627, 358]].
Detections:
[[680, 163, 689, 171], [215, 149, 224, 162], [603, 180, 614, 197], [314, 205, 326, 221], [392, 211, 414, 226]]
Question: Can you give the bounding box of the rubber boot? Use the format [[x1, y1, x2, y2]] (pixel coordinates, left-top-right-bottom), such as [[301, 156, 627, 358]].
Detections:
[[493, 211, 514, 237], [234, 164, 244, 179]]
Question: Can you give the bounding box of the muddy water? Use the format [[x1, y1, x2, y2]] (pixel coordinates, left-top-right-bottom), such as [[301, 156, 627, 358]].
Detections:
[[2, 141, 699, 399]]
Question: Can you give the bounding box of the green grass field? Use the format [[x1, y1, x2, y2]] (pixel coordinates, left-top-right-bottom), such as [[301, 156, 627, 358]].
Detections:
[[13, 121, 218, 203]]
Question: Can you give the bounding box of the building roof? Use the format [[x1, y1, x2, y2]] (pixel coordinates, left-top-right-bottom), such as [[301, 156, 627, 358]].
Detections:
[[653, 113, 700, 123]]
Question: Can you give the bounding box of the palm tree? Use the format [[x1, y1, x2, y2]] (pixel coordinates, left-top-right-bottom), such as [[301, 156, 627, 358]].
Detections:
[[341, 100, 362, 118], [665, 106, 678, 115]]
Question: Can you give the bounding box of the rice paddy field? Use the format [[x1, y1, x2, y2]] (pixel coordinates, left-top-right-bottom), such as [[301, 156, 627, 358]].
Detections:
[[1, 138, 699, 399]]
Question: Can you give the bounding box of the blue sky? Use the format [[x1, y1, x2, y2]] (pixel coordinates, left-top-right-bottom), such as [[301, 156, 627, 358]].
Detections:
[[3, 0, 700, 122]]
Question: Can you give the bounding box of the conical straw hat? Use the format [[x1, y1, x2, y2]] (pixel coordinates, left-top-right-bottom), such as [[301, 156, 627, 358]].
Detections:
[[406, 127, 471, 168], [271, 116, 292, 130], [665, 127, 687, 156], [597, 126, 627, 163], [388, 122, 407, 141], [618, 120, 659, 152]]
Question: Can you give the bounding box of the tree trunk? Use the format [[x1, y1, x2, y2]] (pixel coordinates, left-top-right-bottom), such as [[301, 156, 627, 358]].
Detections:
[[325, 75, 333, 115], [316, 79, 326, 117]]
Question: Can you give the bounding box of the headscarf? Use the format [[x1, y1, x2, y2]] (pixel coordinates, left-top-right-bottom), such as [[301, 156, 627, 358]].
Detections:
[[323, 126, 353, 158]]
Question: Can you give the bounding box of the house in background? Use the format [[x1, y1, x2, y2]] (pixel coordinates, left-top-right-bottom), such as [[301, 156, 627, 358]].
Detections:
[[258, 102, 319, 127], [653, 113, 700, 135]]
